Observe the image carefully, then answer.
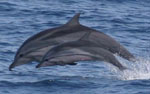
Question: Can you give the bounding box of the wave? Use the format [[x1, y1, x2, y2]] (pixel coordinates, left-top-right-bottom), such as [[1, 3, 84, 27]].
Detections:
[[0, 80, 52, 87], [0, 76, 100, 88], [110, 56, 150, 80]]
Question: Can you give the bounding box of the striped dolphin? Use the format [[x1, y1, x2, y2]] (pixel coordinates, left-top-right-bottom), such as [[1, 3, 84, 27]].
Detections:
[[9, 13, 134, 71], [36, 32, 127, 70]]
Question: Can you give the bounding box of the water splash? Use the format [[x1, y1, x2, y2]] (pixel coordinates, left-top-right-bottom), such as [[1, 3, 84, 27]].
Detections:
[[111, 57, 150, 80]]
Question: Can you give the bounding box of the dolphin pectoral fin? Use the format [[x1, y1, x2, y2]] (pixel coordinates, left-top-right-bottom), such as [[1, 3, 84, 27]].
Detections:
[[68, 62, 77, 65], [36, 64, 41, 68]]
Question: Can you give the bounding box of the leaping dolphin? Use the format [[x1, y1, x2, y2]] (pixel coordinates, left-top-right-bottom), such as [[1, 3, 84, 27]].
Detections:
[[36, 32, 127, 70], [9, 13, 134, 71]]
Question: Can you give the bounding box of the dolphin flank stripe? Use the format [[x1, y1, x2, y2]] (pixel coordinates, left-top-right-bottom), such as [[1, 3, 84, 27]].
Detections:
[[47, 54, 97, 59], [41, 27, 86, 40], [19, 27, 58, 49], [36, 54, 97, 68]]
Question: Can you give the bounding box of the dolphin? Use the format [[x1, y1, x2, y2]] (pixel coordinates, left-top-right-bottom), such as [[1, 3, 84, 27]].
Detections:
[[36, 32, 127, 70], [9, 13, 134, 71]]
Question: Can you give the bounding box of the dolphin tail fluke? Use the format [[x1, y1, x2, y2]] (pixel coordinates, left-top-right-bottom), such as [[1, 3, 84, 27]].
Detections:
[[118, 65, 128, 71], [111, 60, 127, 71], [118, 45, 136, 62], [107, 55, 127, 71]]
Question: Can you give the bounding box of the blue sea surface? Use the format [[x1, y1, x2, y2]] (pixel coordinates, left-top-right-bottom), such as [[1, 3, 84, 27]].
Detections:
[[0, 0, 150, 94]]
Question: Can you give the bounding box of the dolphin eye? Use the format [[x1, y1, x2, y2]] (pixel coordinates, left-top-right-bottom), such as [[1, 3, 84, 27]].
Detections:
[[19, 54, 24, 57], [45, 59, 49, 61]]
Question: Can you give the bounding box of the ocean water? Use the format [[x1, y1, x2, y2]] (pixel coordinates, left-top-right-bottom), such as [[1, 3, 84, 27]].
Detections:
[[0, 0, 150, 94]]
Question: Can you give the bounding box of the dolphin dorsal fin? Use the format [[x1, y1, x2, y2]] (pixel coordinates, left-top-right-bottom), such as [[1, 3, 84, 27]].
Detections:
[[66, 13, 80, 26], [79, 32, 91, 41]]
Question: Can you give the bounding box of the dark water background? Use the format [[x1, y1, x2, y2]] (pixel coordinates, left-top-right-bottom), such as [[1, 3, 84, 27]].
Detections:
[[0, 0, 150, 94]]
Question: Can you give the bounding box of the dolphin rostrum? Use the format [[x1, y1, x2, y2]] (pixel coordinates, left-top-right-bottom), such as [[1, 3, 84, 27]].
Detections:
[[37, 32, 127, 70], [9, 13, 134, 71]]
